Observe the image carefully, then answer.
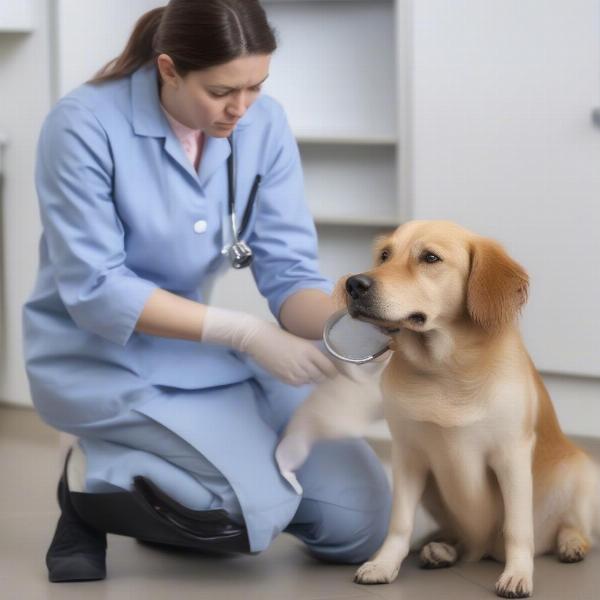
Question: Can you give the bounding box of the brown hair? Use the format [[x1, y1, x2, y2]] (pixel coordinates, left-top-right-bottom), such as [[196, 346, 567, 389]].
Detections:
[[90, 0, 277, 84]]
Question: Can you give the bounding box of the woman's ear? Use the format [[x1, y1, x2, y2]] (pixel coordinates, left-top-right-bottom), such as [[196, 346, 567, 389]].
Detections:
[[156, 53, 179, 87], [467, 237, 529, 332]]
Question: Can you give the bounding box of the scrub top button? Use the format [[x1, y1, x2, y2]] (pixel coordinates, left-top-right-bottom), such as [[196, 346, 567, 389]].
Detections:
[[193, 219, 208, 234]]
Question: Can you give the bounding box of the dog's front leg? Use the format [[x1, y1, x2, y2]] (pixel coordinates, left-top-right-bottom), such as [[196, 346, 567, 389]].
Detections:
[[354, 446, 427, 585], [490, 440, 535, 598]]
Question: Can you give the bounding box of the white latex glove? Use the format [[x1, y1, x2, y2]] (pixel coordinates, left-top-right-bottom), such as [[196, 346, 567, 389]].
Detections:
[[201, 306, 338, 386]]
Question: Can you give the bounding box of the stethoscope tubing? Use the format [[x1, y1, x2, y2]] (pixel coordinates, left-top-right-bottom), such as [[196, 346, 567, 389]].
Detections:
[[227, 134, 261, 244]]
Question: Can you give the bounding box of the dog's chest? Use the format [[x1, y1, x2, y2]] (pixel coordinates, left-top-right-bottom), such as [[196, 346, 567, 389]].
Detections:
[[417, 425, 503, 550], [431, 430, 499, 509], [382, 366, 525, 429], [382, 373, 488, 428]]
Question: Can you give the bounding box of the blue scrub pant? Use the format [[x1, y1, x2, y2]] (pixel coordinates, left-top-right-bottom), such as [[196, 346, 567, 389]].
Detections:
[[73, 406, 391, 564], [50, 363, 392, 565]]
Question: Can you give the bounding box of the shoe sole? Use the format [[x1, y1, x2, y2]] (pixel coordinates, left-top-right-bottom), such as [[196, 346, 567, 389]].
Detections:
[[47, 553, 106, 582]]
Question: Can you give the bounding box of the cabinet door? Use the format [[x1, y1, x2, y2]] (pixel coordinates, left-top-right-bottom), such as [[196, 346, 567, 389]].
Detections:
[[406, 0, 600, 376]]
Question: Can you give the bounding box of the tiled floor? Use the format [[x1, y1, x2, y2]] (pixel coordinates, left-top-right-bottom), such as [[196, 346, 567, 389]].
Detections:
[[1, 404, 599, 599]]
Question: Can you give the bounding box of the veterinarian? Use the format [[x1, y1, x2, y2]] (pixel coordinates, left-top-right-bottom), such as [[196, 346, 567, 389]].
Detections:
[[22, 0, 391, 583]]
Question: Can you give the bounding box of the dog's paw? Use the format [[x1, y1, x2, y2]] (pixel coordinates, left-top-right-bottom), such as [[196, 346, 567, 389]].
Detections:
[[419, 541, 458, 569], [353, 560, 399, 585], [558, 537, 588, 563], [495, 569, 533, 598]]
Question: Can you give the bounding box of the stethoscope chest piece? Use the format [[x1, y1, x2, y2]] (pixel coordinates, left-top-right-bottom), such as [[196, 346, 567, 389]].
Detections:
[[226, 240, 253, 269]]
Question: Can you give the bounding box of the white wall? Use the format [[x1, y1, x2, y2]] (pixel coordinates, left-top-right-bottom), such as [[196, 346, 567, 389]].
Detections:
[[55, 0, 163, 97], [0, 0, 53, 407]]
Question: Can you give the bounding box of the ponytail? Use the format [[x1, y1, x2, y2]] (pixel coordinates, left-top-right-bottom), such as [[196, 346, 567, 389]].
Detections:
[[90, 7, 165, 84]]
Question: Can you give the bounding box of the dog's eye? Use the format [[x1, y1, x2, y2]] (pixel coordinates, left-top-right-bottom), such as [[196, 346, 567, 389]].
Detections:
[[380, 249, 391, 262], [421, 251, 441, 264]]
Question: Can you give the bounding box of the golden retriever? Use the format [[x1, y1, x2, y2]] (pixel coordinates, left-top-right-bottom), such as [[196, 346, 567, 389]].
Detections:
[[276, 220, 599, 598]]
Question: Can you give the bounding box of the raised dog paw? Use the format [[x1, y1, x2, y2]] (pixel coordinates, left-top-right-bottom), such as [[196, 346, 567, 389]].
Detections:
[[419, 541, 458, 569], [279, 469, 303, 495], [495, 569, 533, 598], [353, 560, 400, 585]]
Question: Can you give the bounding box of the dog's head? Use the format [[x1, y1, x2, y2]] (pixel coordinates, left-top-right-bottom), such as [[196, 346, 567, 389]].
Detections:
[[338, 220, 529, 335]]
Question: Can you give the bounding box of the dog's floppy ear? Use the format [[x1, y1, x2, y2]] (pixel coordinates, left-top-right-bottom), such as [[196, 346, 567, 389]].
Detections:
[[467, 237, 529, 331]]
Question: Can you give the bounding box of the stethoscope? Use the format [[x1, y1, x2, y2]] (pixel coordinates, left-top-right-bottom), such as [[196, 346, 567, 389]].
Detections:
[[222, 133, 262, 269]]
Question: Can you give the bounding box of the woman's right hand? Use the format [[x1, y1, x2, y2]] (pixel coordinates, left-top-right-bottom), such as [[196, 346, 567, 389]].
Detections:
[[242, 319, 338, 386], [201, 306, 338, 386]]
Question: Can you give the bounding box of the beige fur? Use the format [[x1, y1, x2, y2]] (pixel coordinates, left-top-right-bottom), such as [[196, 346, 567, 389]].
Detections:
[[277, 220, 599, 599]]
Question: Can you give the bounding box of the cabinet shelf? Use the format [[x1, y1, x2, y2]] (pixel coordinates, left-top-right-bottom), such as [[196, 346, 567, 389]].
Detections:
[[0, 27, 34, 33], [296, 132, 396, 146], [314, 216, 397, 227], [264, 0, 396, 142], [300, 142, 398, 226], [258, 0, 401, 294], [0, 1, 34, 32]]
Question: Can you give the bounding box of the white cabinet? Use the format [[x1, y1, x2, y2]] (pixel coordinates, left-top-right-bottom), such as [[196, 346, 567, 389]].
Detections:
[[0, 0, 34, 32], [404, 0, 600, 377], [262, 0, 399, 228]]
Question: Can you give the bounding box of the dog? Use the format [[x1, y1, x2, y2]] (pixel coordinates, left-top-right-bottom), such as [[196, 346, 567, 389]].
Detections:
[[276, 220, 599, 598]]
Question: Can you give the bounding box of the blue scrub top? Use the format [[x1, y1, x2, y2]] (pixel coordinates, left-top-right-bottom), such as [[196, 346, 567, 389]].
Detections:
[[22, 62, 334, 429]]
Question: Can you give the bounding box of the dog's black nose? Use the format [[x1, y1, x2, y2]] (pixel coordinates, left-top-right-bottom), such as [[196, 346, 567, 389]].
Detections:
[[346, 275, 374, 300]]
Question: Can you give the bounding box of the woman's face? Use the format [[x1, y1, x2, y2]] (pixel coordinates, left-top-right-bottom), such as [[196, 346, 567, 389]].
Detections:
[[158, 53, 271, 137]]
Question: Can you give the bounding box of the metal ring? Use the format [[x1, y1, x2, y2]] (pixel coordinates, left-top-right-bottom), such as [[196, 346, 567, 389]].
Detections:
[[322, 309, 390, 364]]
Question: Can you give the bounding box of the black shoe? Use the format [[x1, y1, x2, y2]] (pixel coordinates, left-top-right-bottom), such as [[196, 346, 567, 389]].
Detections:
[[70, 474, 251, 553], [45, 450, 107, 583]]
